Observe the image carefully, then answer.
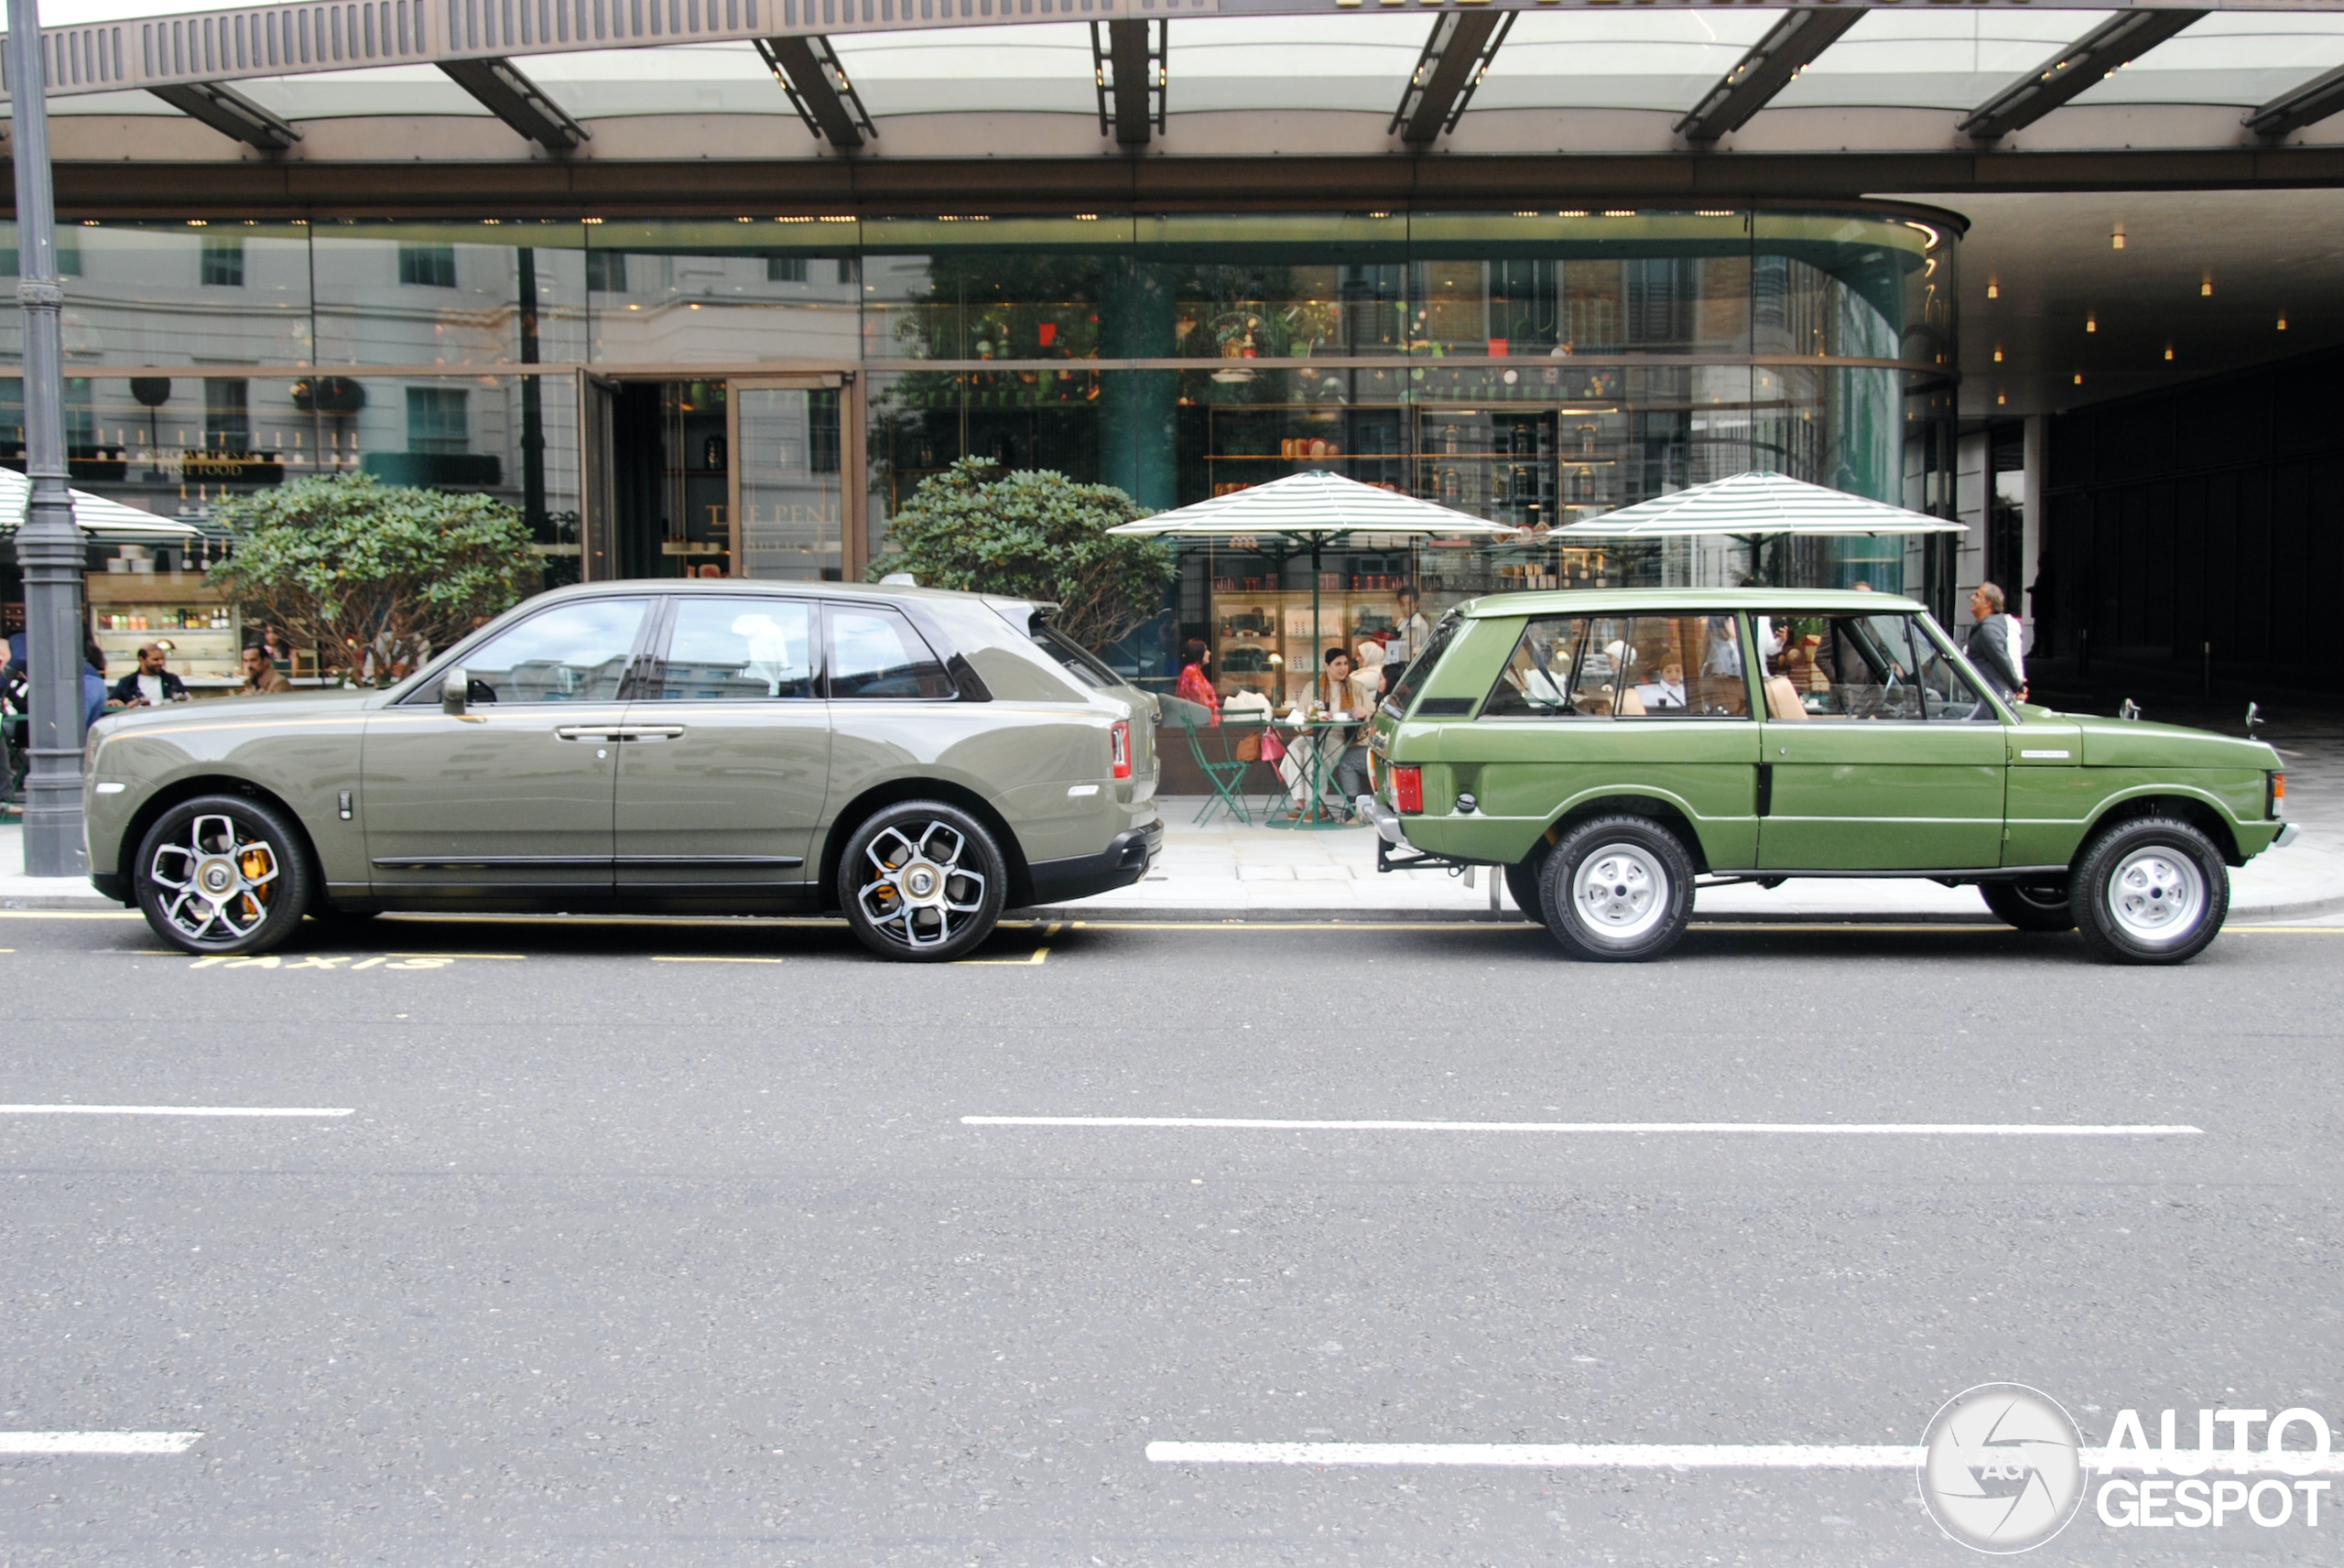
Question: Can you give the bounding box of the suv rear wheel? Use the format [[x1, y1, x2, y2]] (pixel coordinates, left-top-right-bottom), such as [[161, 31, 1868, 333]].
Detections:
[[838, 800, 1007, 962], [1980, 879, 2075, 932], [2071, 816, 2227, 965], [134, 794, 313, 957], [1537, 816, 1695, 962]]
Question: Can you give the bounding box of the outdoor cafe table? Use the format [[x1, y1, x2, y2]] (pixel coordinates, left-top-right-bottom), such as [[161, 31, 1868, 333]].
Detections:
[[1261, 715, 1365, 830]]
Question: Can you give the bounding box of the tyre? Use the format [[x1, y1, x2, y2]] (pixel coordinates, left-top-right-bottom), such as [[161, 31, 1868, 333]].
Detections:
[[1503, 855, 1547, 925], [1537, 815, 1696, 962], [2070, 816, 2228, 965], [1980, 879, 2075, 932], [838, 800, 1007, 962], [133, 793, 314, 957]]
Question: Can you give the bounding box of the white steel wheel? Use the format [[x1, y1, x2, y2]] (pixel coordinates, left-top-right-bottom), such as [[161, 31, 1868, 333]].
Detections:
[[1538, 814, 1696, 963], [2071, 815, 2228, 966], [133, 795, 313, 956], [1571, 843, 1670, 942], [839, 801, 1006, 962], [2104, 849, 2206, 946]]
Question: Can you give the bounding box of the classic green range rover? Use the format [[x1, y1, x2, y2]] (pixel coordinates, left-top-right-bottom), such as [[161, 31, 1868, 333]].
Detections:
[[84, 580, 1162, 962], [1357, 589, 2294, 964]]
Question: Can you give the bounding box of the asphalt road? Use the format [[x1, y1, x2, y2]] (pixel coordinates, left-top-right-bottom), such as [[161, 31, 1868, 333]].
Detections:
[[3, 908, 2341, 1565]]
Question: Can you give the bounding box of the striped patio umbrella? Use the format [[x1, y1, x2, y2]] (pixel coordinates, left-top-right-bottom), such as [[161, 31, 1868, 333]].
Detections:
[[1553, 470, 1964, 539], [1105, 470, 1522, 540], [0, 466, 204, 544]]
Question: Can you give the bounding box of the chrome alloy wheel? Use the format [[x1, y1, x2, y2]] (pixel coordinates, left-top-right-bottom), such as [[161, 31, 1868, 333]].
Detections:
[[2106, 847, 2206, 945], [1571, 841, 1669, 942], [856, 819, 988, 951], [146, 813, 282, 944]]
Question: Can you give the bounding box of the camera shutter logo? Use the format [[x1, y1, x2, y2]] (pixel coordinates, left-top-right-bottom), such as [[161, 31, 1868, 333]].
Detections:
[[1919, 1383, 2088, 1552]]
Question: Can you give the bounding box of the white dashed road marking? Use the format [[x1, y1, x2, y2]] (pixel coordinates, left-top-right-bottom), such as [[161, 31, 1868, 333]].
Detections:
[[0, 1433, 203, 1455], [965, 1117, 2204, 1137], [0, 1105, 353, 1118]]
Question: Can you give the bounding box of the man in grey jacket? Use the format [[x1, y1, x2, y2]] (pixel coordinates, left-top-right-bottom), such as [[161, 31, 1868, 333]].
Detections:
[[1964, 581, 2026, 702]]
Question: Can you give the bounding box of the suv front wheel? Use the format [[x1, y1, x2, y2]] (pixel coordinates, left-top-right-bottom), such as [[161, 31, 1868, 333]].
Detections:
[[134, 794, 313, 957], [1538, 816, 1696, 962], [2071, 816, 2228, 965]]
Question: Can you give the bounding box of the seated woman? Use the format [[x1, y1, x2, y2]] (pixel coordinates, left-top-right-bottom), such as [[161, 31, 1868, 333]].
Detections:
[[1174, 639, 1221, 726]]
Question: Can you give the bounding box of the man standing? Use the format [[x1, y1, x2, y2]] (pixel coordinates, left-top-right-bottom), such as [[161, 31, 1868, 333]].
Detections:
[[107, 643, 188, 708], [1391, 587, 1433, 662], [1964, 581, 2026, 702]]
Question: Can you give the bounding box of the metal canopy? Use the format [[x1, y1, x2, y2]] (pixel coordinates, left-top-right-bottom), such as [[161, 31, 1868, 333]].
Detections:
[[1093, 17, 1167, 146], [1676, 7, 1864, 145], [437, 57, 589, 151], [1108, 470, 1520, 540], [1552, 471, 1965, 541], [2246, 58, 2344, 135], [1390, 9, 1514, 146], [757, 34, 877, 148], [145, 80, 299, 149], [1959, 9, 2210, 140]]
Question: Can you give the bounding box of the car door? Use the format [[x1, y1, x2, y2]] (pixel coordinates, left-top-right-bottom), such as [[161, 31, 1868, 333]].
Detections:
[[1755, 609, 2005, 871], [362, 595, 653, 897], [613, 593, 830, 901]]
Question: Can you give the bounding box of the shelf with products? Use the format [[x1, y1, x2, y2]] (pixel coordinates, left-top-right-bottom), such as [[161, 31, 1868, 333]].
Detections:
[[1211, 586, 1418, 709], [87, 570, 244, 690]]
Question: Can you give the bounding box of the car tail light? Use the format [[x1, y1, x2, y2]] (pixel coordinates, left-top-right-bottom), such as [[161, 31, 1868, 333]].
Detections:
[[2271, 772, 2285, 818], [1392, 764, 1424, 814], [1110, 720, 1132, 781]]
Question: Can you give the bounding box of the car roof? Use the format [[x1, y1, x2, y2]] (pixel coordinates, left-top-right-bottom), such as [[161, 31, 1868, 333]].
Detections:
[[1454, 587, 1928, 619], [529, 577, 1004, 608]]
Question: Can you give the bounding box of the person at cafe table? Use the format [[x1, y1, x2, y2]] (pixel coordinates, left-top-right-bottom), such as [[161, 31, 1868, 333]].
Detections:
[[107, 643, 189, 708], [1280, 644, 1371, 817]]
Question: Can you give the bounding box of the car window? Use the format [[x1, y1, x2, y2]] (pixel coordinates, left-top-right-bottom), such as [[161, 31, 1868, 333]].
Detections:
[[648, 598, 815, 700], [444, 597, 648, 704], [1381, 613, 1461, 715], [1032, 623, 1123, 691], [1758, 612, 1926, 720], [1484, 613, 1749, 719], [828, 604, 956, 700]]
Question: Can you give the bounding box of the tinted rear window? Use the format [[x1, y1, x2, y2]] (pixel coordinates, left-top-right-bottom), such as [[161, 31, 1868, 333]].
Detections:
[[1382, 613, 1462, 717], [1032, 624, 1125, 691]]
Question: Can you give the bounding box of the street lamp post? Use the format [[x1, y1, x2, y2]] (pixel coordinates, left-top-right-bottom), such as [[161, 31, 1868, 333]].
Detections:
[[6, 0, 87, 876]]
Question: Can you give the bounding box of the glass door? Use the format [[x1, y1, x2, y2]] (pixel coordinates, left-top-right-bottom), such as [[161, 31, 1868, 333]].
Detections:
[[729, 376, 848, 581]]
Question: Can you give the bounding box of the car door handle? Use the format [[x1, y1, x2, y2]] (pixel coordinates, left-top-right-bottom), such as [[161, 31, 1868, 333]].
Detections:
[[615, 725, 685, 742], [554, 725, 626, 741]]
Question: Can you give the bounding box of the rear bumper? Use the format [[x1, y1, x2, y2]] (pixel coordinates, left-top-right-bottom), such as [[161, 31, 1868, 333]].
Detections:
[[2274, 821, 2302, 849], [1026, 818, 1163, 904], [1355, 793, 1409, 848]]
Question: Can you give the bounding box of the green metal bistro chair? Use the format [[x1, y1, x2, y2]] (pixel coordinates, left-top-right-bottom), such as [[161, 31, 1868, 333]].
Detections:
[[1167, 707, 1253, 827]]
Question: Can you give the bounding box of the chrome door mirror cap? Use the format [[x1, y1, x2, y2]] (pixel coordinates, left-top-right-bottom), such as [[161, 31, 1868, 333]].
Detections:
[[442, 667, 468, 716]]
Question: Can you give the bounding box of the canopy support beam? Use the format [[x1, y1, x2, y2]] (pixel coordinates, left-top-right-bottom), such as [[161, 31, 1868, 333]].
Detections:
[[437, 58, 588, 151], [146, 81, 300, 150], [1959, 10, 2208, 141], [1091, 18, 1167, 146], [1676, 7, 1866, 145], [2246, 61, 2344, 138], [1390, 10, 1513, 147], [756, 35, 875, 150]]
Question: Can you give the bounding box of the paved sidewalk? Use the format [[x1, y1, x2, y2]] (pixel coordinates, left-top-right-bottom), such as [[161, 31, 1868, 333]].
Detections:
[[10, 805, 2343, 924]]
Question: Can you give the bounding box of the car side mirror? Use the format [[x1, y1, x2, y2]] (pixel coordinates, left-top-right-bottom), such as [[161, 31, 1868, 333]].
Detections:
[[2245, 700, 2263, 739], [442, 666, 468, 716]]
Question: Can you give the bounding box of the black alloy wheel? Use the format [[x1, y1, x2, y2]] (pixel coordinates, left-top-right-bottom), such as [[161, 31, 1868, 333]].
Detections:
[[1536, 815, 1697, 962], [2071, 816, 2229, 965], [133, 793, 314, 957], [1980, 879, 2076, 932], [838, 800, 1008, 963]]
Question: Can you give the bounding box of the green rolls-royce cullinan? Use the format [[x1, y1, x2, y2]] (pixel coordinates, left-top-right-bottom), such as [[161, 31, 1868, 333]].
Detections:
[[84, 580, 1163, 962], [1358, 589, 2295, 965]]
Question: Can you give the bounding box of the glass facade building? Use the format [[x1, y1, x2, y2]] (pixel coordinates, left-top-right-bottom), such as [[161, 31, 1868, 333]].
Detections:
[[1, 202, 1957, 697]]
